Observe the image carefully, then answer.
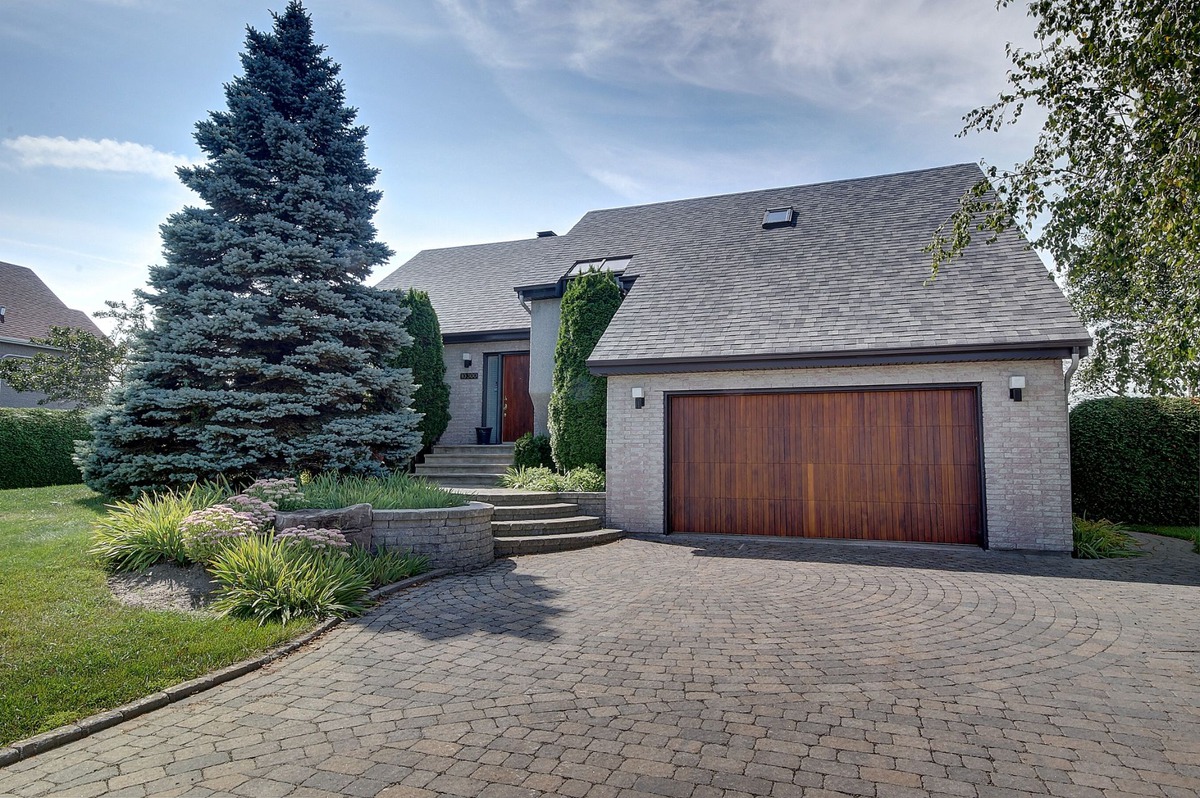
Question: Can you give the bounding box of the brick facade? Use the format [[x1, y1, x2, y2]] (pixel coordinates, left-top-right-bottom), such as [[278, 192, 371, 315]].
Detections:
[[438, 339, 529, 445], [605, 359, 1073, 551]]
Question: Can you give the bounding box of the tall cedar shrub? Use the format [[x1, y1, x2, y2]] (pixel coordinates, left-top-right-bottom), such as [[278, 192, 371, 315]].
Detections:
[[77, 2, 421, 497], [548, 271, 622, 471], [388, 289, 449, 450], [0, 409, 89, 488], [1071, 397, 1199, 525]]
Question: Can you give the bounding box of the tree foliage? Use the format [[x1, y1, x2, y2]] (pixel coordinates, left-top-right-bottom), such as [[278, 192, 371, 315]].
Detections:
[[929, 0, 1200, 396], [0, 300, 147, 408], [388, 289, 449, 450], [548, 270, 623, 471], [78, 2, 421, 497], [0, 327, 120, 408]]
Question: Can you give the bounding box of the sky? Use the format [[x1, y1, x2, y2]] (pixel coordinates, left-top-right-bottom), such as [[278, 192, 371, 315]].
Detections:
[[0, 0, 1046, 332]]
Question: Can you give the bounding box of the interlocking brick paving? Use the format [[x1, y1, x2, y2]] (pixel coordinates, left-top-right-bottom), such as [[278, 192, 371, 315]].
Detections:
[[3, 532, 1199, 797]]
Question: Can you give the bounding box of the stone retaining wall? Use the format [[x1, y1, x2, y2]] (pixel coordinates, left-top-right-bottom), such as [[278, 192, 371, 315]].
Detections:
[[372, 502, 495, 572], [560, 491, 605, 525]]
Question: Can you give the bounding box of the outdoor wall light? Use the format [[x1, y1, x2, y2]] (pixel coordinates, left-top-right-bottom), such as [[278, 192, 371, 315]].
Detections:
[[1009, 375, 1025, 402], [462, 352, 472, 369], [0, 306, 6, 323], [632, 386, 645, 409]]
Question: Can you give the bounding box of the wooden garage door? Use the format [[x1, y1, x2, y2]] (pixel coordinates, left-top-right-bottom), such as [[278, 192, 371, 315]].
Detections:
[[667, 388, 982, 544]]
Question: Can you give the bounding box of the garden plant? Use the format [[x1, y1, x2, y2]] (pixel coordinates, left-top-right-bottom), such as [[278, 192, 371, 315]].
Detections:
[[91, 474, 438, 624]]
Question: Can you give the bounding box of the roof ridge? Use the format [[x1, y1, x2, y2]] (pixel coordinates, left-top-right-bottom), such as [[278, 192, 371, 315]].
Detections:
[[574, 162, 983, 221]]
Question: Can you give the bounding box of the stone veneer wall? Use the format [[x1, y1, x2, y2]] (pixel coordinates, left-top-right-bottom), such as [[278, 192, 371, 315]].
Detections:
[[371, 502, 495, 572], [605, 359, 1072, 552], [439, 339, 530, 445]]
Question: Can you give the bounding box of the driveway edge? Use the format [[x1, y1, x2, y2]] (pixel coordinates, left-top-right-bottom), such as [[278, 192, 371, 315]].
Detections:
[[0, 568, 448, 768]]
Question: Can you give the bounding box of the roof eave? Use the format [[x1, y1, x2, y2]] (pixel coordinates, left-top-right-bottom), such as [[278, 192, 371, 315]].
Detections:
[[587, 340, 1093, 376], [442, 327, 532, 344]]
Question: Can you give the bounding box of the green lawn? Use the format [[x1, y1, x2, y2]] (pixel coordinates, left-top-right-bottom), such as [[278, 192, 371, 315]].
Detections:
[[0, 484, 310, 746], [1127, 523, 1200, 547]]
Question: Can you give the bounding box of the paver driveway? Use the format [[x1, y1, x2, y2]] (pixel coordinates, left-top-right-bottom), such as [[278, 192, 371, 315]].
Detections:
[[3, 533, 1200, 798]]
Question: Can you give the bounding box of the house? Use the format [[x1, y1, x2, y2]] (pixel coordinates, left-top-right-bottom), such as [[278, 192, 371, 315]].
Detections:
[[378, 164, 1090, 552], [0, 260, 106, 408]]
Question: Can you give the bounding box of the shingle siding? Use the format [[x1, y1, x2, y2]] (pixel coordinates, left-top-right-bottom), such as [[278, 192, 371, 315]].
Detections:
[[606, 359, 1072, 552]]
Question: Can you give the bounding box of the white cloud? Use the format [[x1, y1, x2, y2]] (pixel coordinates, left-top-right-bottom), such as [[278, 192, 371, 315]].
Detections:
[[434, 0, 1037, 117], [1, 136, 200, 180]]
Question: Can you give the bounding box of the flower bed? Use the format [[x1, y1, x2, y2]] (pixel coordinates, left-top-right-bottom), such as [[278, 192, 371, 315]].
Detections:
[[89, 475, 463, 623]]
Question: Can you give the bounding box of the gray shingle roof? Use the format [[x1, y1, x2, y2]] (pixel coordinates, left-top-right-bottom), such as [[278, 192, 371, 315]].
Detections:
[[0, 261, 105, 342], [376, 164, 1090, 361]]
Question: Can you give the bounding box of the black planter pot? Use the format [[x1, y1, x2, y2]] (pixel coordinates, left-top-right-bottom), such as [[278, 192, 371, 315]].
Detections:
[[475, 426, 493, 445]]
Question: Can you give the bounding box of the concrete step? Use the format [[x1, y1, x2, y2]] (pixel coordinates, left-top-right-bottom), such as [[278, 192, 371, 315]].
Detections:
[[424, 473, 505, 488], [433, 444, 515, 456], [492, 515, 602, 537], [495, 529, 623, 557], [492, 503, 579, 522], [422, 452, 515, 466], [450, 489, 560, 507], [415, 462, 511, 475]]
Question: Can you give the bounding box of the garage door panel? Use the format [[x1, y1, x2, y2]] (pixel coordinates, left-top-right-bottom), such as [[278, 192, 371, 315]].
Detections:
[[668, 388, 982, 545]]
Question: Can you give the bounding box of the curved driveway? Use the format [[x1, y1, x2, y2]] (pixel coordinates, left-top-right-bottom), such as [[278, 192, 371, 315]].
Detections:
[[2, 534, 1199, 797]]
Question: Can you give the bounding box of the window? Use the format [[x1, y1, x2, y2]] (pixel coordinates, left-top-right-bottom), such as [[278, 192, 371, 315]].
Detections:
[[762, 207, 795, 229], [565, 256, 632, 278]]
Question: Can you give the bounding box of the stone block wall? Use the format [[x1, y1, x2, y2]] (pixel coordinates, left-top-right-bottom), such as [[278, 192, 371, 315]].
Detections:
[[605, 359, 1073, 551], [371, 502, 495, 572], [559, 491, 605, 525]]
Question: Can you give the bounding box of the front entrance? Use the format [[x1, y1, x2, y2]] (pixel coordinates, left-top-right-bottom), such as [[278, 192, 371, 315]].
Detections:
[[483, 352, 534, 443]]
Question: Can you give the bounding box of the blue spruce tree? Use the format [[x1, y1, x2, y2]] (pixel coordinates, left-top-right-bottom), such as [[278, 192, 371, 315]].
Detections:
[[80, 2, 421, 496]]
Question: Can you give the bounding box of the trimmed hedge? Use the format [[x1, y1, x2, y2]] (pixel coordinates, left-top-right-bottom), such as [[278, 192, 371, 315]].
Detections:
[[0, 408, 89, 488], [1071, 397, 1199, 525], [513, 433, 554, 469], [548, 270, 623, 471], [390, 289, 450, 450]]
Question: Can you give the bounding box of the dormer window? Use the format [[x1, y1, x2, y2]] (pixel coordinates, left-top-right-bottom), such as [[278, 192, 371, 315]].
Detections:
[[762, 207, 795, 229], [565, 256, 632, 278]]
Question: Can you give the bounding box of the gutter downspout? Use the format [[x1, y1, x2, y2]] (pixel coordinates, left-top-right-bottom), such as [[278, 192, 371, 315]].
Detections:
[[1063, 346, 1081, 533], [1063, 347, 1081, 394]]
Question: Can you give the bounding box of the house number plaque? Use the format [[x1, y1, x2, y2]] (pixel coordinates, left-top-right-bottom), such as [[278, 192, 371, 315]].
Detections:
[[459, 372, 479, 380]]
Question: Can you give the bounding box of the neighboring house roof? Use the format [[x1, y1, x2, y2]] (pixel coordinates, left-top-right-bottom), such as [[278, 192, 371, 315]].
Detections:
[[0, 261, 105, 343], [376, 164, 1091, 366]]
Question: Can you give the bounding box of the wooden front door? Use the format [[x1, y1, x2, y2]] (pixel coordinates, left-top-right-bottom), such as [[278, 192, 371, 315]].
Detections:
[[500, 353, 534, 442], [667, 388, 982, 545]]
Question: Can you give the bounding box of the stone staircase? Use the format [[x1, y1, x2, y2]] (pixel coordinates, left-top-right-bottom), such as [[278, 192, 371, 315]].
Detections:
[[415, 444, 514, 488], [455, 488, 622, 556]]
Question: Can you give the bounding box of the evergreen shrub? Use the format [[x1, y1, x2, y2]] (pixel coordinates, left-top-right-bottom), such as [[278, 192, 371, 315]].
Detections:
[[390, 289, 450, 450], [548, 271, 623, 470], [0, 408, 89, 489], [1071, 397, 1199, 525], [513, 433, 554, 469]]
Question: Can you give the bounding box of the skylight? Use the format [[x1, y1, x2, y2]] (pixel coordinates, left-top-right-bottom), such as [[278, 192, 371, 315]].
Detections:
[[762, 207, 795, 229], [566, 256, 632, 278]]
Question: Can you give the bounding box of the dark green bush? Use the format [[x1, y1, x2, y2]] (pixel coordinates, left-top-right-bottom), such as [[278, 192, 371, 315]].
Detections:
[[513, 433, 554, 469], [0, 408, 90, 488], [548, 270, 623, 470], [390, 289, 450, 450], [1071, 397, 1199, 525]]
